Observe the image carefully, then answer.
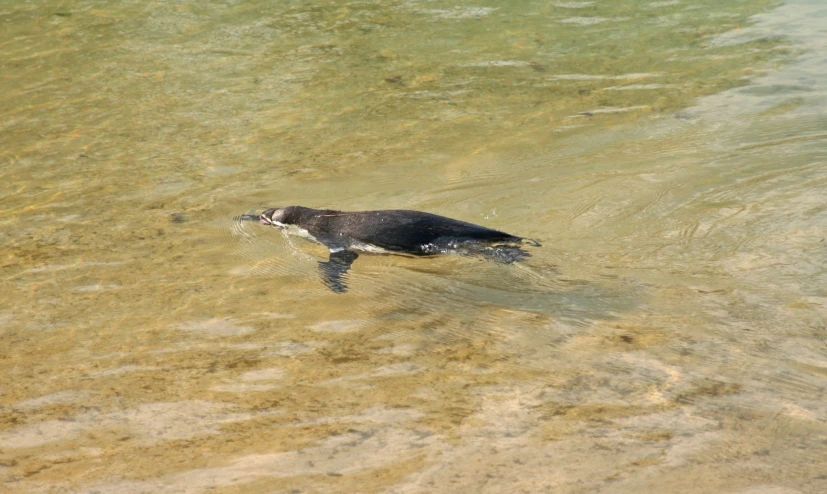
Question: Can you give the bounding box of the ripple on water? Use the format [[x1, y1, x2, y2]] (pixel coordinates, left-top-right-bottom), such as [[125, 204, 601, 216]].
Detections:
[[553, 2, 595, 8], [307, 320, 366, 333], [214, 209, 318, 278], [238, 368, 286, 382], [0, 401, 263, 449], [212, 383, 281, 393], [210, 367, 286, 393], [259, 341, 323, 358], [177, 318, 256, 337], [12, 391, 92, 411], [82, 427, 434, 493]]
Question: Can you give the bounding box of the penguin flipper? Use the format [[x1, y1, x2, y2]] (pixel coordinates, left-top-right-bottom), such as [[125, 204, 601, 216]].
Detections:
[[318, 250, 359, 293]]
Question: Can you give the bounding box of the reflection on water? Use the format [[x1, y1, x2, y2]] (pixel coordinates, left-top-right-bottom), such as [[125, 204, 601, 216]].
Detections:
[[1, 0, 826, 492]]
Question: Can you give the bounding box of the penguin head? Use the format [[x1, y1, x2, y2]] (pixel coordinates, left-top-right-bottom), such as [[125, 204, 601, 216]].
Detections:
[[260, 206, 310, 228], [260, 207, 289, 227]]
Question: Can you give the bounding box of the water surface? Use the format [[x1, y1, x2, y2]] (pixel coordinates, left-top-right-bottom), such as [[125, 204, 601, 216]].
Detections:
[[1, 0, 826, 492]]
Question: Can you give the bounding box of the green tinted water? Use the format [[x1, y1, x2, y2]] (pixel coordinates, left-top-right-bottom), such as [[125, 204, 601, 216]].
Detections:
[[1, 1, 825, 492]]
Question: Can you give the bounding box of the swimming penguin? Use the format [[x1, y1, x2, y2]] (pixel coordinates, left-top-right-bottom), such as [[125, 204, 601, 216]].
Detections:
[[239, 206, 539, 293]]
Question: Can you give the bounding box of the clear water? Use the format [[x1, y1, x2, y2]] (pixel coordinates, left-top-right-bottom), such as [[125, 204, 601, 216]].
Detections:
[[1, 0, 825, 492]]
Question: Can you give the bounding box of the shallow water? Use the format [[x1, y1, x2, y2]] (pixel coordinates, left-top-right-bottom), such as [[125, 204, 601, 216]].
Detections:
[[1, 0, 826, 492]]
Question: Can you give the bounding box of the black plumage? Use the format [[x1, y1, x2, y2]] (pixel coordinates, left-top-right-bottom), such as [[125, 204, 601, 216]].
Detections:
[[253, 206, 538, 293], [263, 206, 522, 253]]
